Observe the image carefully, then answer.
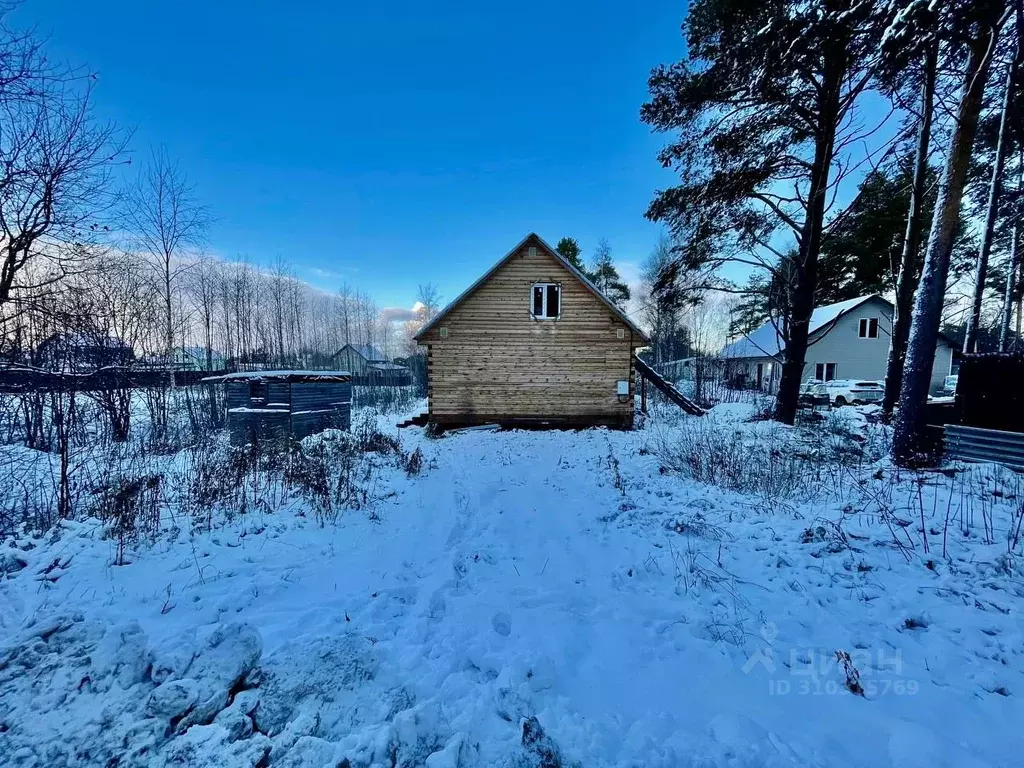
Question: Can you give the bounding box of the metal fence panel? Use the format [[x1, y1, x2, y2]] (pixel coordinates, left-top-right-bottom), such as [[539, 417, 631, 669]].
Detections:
[[944, 425, 1024, 471]]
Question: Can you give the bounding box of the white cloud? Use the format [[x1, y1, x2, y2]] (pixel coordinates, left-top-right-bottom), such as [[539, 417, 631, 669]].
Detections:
[[306, 266, 351, 280], [380, 300, 429, 324], [380, 306, 419, 323]]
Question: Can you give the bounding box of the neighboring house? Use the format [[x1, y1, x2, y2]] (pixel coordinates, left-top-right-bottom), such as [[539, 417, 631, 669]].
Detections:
[[414, 233, 650, 429], [35, 333, 135, 372], [720, 295, 954, 394], [333, 344, 389, 375]]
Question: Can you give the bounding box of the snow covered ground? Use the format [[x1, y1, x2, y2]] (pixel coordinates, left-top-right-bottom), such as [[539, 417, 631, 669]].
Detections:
[[2, 404, 1024, 767]]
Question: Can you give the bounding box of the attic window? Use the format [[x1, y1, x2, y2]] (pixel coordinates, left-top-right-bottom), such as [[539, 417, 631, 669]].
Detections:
[[531, 283, 561, 319], [858, 318, 879, 339]]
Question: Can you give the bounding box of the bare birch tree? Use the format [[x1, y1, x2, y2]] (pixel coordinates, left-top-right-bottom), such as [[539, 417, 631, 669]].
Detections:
[[122, 147, 210, 361]]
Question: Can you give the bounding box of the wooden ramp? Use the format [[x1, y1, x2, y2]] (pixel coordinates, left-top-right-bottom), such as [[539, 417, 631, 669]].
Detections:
[[634, 356, 706, 416], [397, 412, 430, 429]]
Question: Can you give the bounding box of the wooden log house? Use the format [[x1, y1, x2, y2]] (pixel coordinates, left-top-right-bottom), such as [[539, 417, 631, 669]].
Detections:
[[414, 233, 650, 429]]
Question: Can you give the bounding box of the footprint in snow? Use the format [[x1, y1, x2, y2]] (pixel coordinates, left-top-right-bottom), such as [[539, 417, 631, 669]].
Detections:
[[492, 611, 512, 637]]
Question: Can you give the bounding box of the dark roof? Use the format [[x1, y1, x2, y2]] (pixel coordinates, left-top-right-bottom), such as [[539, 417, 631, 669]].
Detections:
[[38, 332, 133, 350], [203, 370, 352, 383], [414, 232, 650, 342], [335, 344, 386, 362]]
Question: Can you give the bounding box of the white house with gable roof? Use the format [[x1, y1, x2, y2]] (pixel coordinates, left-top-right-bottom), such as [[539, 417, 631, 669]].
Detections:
[[720, 295, 954, 394]]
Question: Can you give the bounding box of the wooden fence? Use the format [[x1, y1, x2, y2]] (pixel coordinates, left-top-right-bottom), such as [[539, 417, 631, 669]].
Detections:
[[957, 353, 1024, 434], [351, 370, 412, 388], [0, 366, 413, 393], [0, 367, 230, 393]]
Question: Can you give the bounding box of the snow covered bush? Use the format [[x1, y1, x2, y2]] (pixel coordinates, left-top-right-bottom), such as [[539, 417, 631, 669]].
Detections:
[[91, 469, 164, 565], [352, 385, 418, 414], [650, 416, 820, 502], [649, 404, 893, 506]]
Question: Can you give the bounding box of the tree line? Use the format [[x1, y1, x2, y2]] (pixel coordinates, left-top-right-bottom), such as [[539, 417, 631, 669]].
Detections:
[[643, 0, 1024, 463], [0, 12, 414, 379]]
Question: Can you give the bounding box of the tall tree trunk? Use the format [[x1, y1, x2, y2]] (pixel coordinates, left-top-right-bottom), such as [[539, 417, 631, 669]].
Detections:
[[882, 40, 937, 420], [204, 307, 213, 370], [893, 32, 997, 465], [1017, 294, 1023, 347], [999, 221, 1021, 350], [773, 69, 842, 426], [964, 55, 1018, 353], [165, 284, 173, 358]]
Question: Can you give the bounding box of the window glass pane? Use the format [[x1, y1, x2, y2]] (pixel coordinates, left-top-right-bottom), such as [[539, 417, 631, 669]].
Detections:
[[815, 363, 824, 380], [826, 363, 837, 381], [869, 318, 878, 338], [546, 284, 560, 317], [533, 285, 544, 316], [859, 319, 867, 338]]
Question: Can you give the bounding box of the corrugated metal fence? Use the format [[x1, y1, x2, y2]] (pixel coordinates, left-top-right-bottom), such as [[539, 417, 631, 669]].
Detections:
[[944, 425, 1024, 471]]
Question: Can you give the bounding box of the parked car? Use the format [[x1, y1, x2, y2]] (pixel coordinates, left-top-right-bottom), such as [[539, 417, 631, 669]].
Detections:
[[942, 374, 958, 397], [800, 378, 883, 407]]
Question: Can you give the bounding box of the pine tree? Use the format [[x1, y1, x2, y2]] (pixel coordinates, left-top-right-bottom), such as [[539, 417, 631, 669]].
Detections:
[[818, 164, 926, 304], [892, 0, 1009, 464], [963, 22, 1022, 353], [879, 8, 941, 420], [590, 238, 631, 309], [998, 159, 1024, 349], [642, 0, 887, 425], [555, 237, 590, 276], [642, 236, 689, 363], [728, 275, 772, 340]]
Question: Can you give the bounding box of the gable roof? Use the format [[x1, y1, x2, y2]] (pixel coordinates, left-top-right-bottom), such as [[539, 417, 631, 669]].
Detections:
[[720, 295, 888, 359], [413, 232, 650, 342], [336, 344, 386, 362]]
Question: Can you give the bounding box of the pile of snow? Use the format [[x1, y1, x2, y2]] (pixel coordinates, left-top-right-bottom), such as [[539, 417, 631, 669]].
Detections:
[[707, 401, 763, 422], [2, 409, 1024, 766]]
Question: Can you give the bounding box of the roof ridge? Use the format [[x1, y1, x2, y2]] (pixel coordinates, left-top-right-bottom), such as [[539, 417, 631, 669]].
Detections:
[[414, 233, 649, 342], [721, 294, 889, 359]]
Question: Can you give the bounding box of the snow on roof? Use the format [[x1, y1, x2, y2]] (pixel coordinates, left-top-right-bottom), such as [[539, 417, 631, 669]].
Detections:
[[204, 370, 352, 383], [367, 362, 407, 371], [720, 295, 885, 360], [338, 344, 387, 362]]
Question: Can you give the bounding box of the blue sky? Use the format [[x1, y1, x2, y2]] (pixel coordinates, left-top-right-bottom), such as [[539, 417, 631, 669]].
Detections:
[[17, 0, 689, 311]]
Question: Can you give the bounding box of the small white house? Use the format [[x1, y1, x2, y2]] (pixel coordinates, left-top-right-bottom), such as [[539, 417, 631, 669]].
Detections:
[[720, 295, 954, 394]]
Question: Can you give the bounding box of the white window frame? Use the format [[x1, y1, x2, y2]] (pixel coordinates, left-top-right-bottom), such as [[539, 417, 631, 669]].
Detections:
[[815, 362, 838, 381], [531, 282, 561, 320], [858, 317, 879, 339]]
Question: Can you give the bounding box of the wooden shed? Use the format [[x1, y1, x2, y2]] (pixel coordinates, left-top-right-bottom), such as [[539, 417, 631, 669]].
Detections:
[[414, 233, 650, 429], [211, 371, 352, 445]]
